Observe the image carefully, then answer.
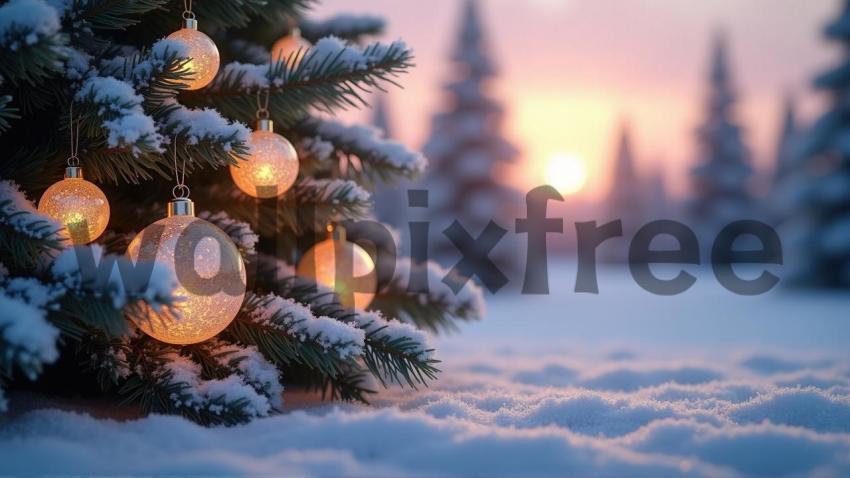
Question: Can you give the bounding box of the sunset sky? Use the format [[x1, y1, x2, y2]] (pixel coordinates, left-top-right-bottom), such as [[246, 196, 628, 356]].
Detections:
[[313, 0, 838, 201]]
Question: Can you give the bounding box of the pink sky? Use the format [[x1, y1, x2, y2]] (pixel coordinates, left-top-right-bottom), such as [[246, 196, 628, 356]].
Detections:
[[312, 0, 838, 200]]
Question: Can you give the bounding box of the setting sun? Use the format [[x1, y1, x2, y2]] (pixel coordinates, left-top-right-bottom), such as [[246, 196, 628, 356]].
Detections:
[[545, 153, 588, 194]]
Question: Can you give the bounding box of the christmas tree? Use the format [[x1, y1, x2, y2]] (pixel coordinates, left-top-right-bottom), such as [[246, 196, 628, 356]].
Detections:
[[421, 0, 520, 285], [767, 95, 803, 225], [688, 32, 754, 239], [796, 0, 850, 288], [603, 123, 644, 262], [0, 0, 483, 424]]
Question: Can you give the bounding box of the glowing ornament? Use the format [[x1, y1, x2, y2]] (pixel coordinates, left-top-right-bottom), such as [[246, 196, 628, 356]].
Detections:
[[166, 14, 220, 90], [126, 198, 246, 344], [230, 118, 299, 198], [38, 166, 110, 244], [271, 28, 311, 63], [297, 225, 377, 310]]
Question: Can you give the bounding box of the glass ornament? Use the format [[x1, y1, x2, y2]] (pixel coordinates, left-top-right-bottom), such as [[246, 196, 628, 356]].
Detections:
[[297, 226, 377, 310], [126, 198, 246, 344], [38, 166, 110, 244], [271, 28, 311, 63], [166, 17, 220, 90], [230, 119, 299, 198]]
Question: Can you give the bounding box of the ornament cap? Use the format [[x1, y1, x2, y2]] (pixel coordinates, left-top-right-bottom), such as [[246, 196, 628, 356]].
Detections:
[[256, 118, 274, 132], [328, 223, 346, 242], [64, 166, 83, 179], [182, 17, 198, 29], [168, 198, 195, 217]]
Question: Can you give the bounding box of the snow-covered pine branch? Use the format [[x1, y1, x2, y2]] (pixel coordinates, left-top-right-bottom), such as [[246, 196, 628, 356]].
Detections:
[[0, 272, 61, 388], [0, 181, 64, 273], [205, 37, 413, 127], [211, 342, 284, 411], [371, 258, 486, 333], [300, 14, 386, 43], [160, 103, 250, 165], [75, 76, 163, 155], [0, 0, 66, 87], [50, 244, 178, 337], [351, 309, 438, 387], [198, 210, 259, 257], [99, 39, 193, 104], [297, 118, 427, 183], [225, 293, 365, 381]]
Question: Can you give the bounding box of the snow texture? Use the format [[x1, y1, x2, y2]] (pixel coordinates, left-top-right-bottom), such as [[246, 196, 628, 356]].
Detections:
[[298, 178, 371, 204], [312, 118, 427, 176], [163, 352, 273, 418], [51, 244, 177, 309], [352, 310, 433, 360], [0, 0, 61, 50], [0, 290, 60, 379], [75, 76, 163, 154], [163, 104, 249, 152], [2, 264, 850, 476], [250, 294, 365, 360], [213, 343, 284, 411], [197, 211, 259, 256], [0, 180, 62, 240]]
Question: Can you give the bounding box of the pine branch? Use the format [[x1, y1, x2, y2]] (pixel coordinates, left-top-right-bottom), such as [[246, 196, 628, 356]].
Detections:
[[196, 38, 413, 127], [295, 117, 427, 186], [0, 95, 21, 133], [0, 182, 65, 275], [74, 0, 169, 31], [300, 14, 385, 44], [222, 293, 362, 379], [0, 0, 67, 88]]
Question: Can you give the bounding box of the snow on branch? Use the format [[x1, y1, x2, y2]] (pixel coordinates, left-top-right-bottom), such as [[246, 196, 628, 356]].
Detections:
[[51, 244, 177, 311], [0, 286, 60, 381], [0, 0, 61, 50], [301, 118, 427, 181], [353, 310, 433, 360], [100, 39, 192, 95], [162, 352, 274, 419], [75, 76, 164, 155], [198, 210, 258, 256], [0, 181, 64, 272], [161, 104, 249, 152], [300, 14, 386, 42], [248, 294, 365, 360], [212, 342, 284, 411]]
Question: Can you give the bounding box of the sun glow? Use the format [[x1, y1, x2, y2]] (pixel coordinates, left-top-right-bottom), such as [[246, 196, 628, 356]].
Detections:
[[545, 153, 588, 194]]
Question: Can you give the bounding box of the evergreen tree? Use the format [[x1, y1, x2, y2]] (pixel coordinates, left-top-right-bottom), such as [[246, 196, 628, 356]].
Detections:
[[604, 123, 644, 262], [422, 0, 520, 283], [768, 95, 803, 225], [796, 0, 850, 288], [0, 0, 483, 423], [688, 33, 754, 236]]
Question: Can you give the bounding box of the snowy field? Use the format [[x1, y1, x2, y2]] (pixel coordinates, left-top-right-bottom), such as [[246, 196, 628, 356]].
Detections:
[[2, 262, 850, 477]]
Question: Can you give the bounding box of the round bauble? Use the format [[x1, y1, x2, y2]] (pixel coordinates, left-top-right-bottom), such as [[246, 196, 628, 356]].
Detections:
[[38, 167, 109, 244], [297, 234, 377, 310], [166, 20, 220, 90], [230, 119, 299, 198], [126, 199, 246, 344]]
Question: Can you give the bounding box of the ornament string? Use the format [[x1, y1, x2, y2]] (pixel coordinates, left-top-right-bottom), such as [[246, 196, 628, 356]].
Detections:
[[171, 138, 190, 199], [256, 88, 270, 119], [182, 0, 194, 19], [67, 103, 81, 167]]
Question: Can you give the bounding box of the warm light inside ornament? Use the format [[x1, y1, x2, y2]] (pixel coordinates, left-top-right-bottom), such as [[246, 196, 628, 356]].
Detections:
[[38, 166, 110, 244], [230, 118, 299, 198], [271, 28, 311, 63], [126, 198, 247, 344], [297, 225, 377, 310], [166, 15, 220, 90]]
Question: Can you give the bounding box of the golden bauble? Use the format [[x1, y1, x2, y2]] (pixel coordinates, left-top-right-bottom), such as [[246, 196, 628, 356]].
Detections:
[[297, 237, 377, 310], [166, 26, 220, 90], [126, 211, 246, 344], [271, 30, 311, 63], [38, 172, 110, 244], [230, 124, 299, 198]]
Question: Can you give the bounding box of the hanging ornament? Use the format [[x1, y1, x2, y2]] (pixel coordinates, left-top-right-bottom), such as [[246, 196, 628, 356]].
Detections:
[[166, 0, 220, 90], [297, 224, 377, 310], [38, 106, 110, 244], [126, 142, 246, 345], [271, 27, 311, 64], [229, 90, 299, 198]]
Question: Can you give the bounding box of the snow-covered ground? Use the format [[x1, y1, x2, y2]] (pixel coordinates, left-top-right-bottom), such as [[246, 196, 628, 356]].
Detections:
[[2, 262, 850, 477]]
